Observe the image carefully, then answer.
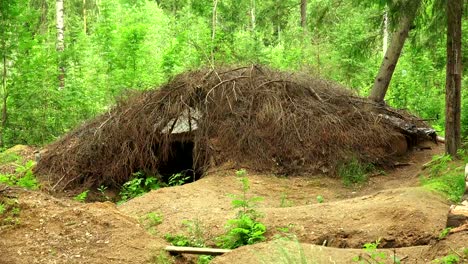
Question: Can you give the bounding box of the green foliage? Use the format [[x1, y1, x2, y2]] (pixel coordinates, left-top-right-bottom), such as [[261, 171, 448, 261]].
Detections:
[[0, 151, 21, 165], [339, 158, 374, 186], [217, 214, 267, 249], [316, 195, 324, 203], [0, 198, 21, 226], [352, 239, 387, 264], [119, 171, 162, 202], [197, 255, 213, 264], [272, 224, 296, 241], [0, 160, 39, 190], [217, 169, 266, 249], [438, 227, 451, 240], [168, 172, 190, 186], [280, 192, 293, 207], [141, 212, 163, 234], [74, 190, 89, 202], [421, 154, 466, 203], [0, 0, 466, 148], [152, 251, 175, 264], [229, 169, 264, 219], [165, 233, 191, 247], [432, 254, 460, 264], [97, 185, 110, 201], [165, 219, 207, 251]]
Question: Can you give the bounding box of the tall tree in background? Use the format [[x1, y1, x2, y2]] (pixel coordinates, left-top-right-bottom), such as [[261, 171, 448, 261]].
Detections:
[[211, 0, 218, 65], [56, 0, 65, 89], [369, 0, 421, 103], [382, 4, 389, 55], [445, 0, 462, 156], [300, 0, 307, 29]]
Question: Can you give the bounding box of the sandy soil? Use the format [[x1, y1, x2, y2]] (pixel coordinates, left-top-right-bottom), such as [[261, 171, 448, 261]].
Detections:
[[1, 143, 467, 264]]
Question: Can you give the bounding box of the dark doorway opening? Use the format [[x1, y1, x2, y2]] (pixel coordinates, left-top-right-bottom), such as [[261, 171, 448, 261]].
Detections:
[[157, 140, 202, 184]]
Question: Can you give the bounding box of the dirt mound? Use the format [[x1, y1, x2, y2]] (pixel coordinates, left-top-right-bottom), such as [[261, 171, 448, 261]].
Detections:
[[211, 233, 468, 264], [35, 65, 434, 190], [121, 169, 449, 248], [0, 187, 164, 264]]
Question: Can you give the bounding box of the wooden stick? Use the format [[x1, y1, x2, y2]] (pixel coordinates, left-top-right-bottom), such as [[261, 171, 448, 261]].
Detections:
[[165, 246, 231, 256]]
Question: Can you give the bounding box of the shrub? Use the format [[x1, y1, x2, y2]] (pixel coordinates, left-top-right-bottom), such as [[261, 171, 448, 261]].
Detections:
[[119, 171, 162, 202]]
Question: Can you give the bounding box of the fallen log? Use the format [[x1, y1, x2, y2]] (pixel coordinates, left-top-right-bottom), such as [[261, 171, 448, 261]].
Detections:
[[165, 246, 231, 256]]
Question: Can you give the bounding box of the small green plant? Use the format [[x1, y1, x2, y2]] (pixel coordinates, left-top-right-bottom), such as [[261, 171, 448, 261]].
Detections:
[[0, 203, 5, 215], [119, 171, 162, 202], [280, 192, 293, 207], [432, 254, 460, 264], [197, 255, 213, 264], [141, 212, 163, 234], [97, 185, 110, 201], [168, 172, 190, 186], [273, 224, 296, 241], [74, 190, 89, 202], [438, 227, 452, 240], [339, 158, 373, 186], [164, 219, 213, 264], [229, 169, 264, 219], [316, 195, 324, 203], [217, 169, 266, 249], [165, 233, 191, 247], [352, 239, 387, 264]]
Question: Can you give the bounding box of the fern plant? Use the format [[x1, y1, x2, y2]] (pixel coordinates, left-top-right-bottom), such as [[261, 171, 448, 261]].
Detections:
[[217, 169, 267, 249]]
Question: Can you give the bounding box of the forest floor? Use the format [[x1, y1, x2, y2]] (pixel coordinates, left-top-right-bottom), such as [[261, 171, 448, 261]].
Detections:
[[0, 143, 467, 264]]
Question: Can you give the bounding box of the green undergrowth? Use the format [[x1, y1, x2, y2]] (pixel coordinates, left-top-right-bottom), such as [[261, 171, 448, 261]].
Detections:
[[164, 219, 213, 264], [338, 157, 376, 186], [118, 171, 191, 203], [217, 169, 266, 249], [421, 151, 467, 203], [0, 197, 21, 227], [0, 159, 39, 190]]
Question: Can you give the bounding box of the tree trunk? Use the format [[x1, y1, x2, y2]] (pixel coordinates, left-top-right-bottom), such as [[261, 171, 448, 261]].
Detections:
[[445, 0, 462, 156], [56, 0, 65, 89], [250, 0, 256, 31], [369, 0, 421, 103], [1, 51, 7, 147], [83, 0, 87, 34], [382, 5, 389, 56], [300, 0, 307, 29], [210, 0, 218, 66]]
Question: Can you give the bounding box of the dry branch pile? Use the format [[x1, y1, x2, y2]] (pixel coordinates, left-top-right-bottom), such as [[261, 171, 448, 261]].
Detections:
[[35, 65, 434, 190]]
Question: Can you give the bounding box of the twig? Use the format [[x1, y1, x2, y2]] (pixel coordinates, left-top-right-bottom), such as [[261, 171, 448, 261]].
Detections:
[[448, 245, 463, 258], [204, 76, 249, 103]]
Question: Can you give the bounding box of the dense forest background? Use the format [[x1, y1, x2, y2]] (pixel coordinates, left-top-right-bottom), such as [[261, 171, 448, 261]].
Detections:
[[0, 0, 466, 148]]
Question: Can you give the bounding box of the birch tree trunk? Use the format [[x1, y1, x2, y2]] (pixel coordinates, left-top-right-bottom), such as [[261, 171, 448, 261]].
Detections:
[[56, 0, 65, 89], [445, 0, 462, 156], [382, 5, 389, 56], [369, 0, 421, 103], [250, 0, 256, 31]]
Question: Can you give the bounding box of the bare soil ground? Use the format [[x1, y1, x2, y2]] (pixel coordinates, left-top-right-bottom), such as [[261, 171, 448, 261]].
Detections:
[[1, 143, 467, 263]]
